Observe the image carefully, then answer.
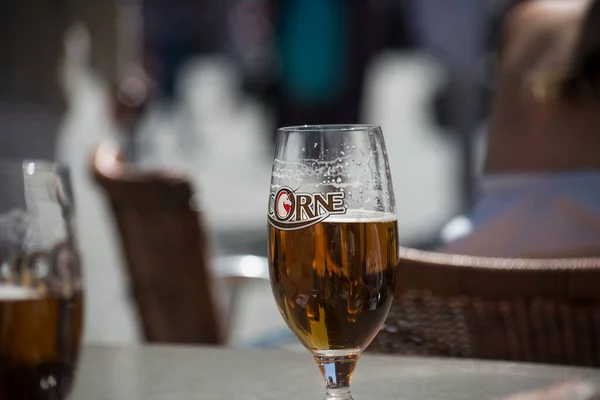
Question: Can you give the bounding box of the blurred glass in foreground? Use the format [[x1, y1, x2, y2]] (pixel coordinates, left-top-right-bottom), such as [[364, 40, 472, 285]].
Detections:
[[0, 162, 83, 399]]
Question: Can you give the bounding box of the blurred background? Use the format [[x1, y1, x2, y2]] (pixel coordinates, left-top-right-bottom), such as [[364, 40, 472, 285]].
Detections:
[[2, 0, 516, 346]]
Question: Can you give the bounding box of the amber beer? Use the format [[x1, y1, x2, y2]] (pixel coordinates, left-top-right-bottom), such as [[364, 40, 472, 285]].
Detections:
[[0, 287, 83, 399], [269, 210, 398, 352]]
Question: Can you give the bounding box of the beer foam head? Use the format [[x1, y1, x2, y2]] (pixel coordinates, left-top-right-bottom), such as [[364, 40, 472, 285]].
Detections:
[[326, 209, 397, 223], [0, 284, 39, 300]]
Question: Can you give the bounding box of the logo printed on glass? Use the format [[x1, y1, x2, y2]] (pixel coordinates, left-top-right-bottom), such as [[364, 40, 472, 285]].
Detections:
[[268, 187, 347, 231]]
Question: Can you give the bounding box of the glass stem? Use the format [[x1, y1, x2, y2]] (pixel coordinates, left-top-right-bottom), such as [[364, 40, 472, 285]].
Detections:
[[314, 351, 358, 400]]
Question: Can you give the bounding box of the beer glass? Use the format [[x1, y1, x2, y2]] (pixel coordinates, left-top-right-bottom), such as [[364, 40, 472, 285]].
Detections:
[[268, 125, 397, 400], [0, 162, 83, 399]]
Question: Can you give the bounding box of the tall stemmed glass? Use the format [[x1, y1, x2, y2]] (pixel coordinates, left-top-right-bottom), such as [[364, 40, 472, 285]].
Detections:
[[268, 125, 398, 400]]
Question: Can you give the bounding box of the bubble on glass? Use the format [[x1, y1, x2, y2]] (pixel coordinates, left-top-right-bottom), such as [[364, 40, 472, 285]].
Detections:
[[314, 143, 318, 148], [340, 151, 345, 156], [336, 177, 342, 183], [351, 145, 356, 149], [302, 148, 305, 152], [357, 161, 362, 166], [348, 191, 352, 197], [359, 187, 363, 194]]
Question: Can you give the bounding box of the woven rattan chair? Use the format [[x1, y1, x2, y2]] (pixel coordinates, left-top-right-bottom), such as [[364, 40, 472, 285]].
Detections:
[[370, 247, 600, 367], [91, 141, 224, 345]]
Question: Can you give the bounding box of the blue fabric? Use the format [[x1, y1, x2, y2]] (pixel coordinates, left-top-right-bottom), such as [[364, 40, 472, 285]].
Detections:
[[279, 0, 347, 104]]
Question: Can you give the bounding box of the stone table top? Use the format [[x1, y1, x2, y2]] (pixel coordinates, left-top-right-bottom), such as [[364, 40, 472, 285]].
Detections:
[[70, 345, 600, 400]]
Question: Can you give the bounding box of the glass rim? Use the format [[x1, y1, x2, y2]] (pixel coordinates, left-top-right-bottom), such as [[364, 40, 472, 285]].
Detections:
[[0, 160, 69, 174], [278, 124, 381, 133]]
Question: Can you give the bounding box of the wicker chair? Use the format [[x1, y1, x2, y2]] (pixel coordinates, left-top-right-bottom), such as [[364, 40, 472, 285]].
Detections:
[[370, 247, 600, 367], [91, 141, 224, 345]]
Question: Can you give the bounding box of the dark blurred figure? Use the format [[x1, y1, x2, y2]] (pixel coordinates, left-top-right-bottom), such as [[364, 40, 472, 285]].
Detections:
[[275, 0, 395, 132], [276, 0, 387, 128], [443, 0, 600, 258], [408, 0, 495, 209], [142, 0, 226, 106], [234, 0, 395, 141], [0, 1, 119, 161], [115, 0, 226, 159]]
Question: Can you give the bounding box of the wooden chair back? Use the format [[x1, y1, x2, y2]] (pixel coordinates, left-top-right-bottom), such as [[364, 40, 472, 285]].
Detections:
[[370, 248, 600, 367], [91, 142, 223, 344]]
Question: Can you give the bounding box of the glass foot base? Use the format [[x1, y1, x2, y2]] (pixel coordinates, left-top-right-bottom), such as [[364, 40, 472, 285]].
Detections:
[[325, 388, 354, 400], [314, 349, 359, 400]]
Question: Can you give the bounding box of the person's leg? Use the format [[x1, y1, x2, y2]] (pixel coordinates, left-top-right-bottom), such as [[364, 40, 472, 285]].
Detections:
[[408, 0, 489, 210]]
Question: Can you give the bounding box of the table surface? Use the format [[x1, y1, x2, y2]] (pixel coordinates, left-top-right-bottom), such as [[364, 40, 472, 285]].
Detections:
[[70, 345, 600, 400]]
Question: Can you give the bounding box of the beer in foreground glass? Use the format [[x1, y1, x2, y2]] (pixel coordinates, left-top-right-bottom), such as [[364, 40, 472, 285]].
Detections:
[[0, 287, 83, 399]]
